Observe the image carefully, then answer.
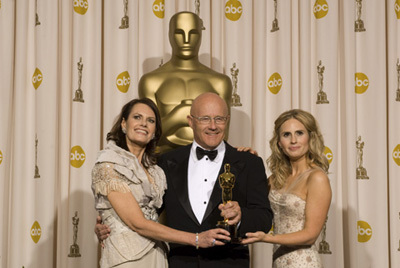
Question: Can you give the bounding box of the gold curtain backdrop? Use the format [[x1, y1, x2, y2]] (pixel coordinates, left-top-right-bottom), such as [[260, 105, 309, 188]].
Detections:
[[0, 0, 399, 267]]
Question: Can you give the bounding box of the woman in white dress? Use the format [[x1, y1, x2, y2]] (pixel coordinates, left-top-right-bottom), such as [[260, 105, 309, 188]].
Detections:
[[92, 98, 230, 268], [242, 109, 332, 268]]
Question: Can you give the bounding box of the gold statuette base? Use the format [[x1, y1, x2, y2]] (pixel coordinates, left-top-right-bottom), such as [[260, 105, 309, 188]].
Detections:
[[316, 91, 329, 104], [318, 240, 332, 254], [355, 20, 366, 32], [68, 244, 81, 257], [217, 220, 241, 244], [356, 167, 369, 180]]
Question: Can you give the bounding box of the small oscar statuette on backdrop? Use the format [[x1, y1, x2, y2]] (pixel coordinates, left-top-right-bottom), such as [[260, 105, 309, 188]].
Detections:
[[271, 0, 279, 32], [34, 134, 40, 179], [230, 63, 242, 107], [354, 0, 366, 32], [73, 57, 84, 103], [318, 217, 332, 254], [68, 211, 81, 257], [397, 212, 400, 251], [35, 0, 41, 26], [194, 0, 206, 30], [356, 136, 369, 180], [316, 60, 329, 104], [119, 0, 129, 29], [396, 59, 400, 102], [216, 164, 241, 243]]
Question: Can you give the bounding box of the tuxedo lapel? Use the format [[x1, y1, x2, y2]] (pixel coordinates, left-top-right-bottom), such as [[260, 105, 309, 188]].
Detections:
[[202, 142, 245, 223], [167, 146, 200, 226]]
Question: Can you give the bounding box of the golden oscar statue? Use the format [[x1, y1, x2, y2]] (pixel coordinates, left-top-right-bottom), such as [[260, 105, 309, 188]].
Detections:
[[138, 11, 232, 153], [217, 164, 240, 243]]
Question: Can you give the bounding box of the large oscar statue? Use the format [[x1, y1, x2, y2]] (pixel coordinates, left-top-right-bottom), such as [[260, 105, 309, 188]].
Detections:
[[139, 12, 232, 153], [216, 164, 240, 243]]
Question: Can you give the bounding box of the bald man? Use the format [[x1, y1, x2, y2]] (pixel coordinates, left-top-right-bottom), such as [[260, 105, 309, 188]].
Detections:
[[158, 93, 272, 267]]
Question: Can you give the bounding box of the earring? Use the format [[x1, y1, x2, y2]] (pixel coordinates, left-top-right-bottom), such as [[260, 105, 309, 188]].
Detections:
[[122, 128, 127, 134]]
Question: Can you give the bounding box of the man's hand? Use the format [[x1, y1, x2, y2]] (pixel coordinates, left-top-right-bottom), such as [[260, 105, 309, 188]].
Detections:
[[218, 201, 242, 225], [236, 147, 258, 156], [94, 215, 111, 247]]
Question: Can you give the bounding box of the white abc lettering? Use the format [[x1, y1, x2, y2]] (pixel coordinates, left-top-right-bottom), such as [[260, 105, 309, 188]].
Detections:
[[117, 76, 131, 86], [393, 149, 400, 159], [32, 74, 42, 83], [356, 77, 369, 87], [314, 4, 328, 12], [358, 225, 372, 236], [73, 0, 88, 8], [268, 78, 282, 88], [395, 3, 400, 12], [70, 151, 85, 161], [225, 5, 243, 14], [153, 3, 164, 12], [31, 227, 41, 236], [325, 152, 333, 161]]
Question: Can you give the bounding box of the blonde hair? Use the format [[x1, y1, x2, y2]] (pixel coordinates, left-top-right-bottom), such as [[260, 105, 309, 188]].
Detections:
[[267, 109, 329, 189]]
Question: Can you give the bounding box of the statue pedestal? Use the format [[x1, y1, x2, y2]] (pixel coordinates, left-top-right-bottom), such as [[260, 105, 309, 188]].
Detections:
[[231, 93, 242, 107], [318, 240, 332, 254], [355, 20, 366, 32], [356, 167, 369, 180], [119, 16, 129, 29], [68, 244, 81, 257], [316, 91, 329, 104], [271, 19, 279, 32]]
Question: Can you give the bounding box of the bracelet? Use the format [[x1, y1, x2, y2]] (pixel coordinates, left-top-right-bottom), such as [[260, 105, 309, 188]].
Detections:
[[195, 233, 199, 249]]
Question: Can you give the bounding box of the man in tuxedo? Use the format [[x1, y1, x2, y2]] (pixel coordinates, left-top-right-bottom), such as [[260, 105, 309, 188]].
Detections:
[[158, 92, 272, 267], [95, 93, 272, 267]]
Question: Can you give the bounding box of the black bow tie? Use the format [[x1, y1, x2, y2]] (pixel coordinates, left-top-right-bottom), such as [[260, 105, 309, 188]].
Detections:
[[196, 147, 218, 161]]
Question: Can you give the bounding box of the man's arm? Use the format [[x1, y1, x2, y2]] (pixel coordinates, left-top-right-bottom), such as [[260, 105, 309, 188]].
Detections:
[[238, 155, 273, 235]]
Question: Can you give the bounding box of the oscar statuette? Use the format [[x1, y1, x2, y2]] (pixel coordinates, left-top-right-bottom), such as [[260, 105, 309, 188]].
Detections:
[[216, 164, 241, 243]]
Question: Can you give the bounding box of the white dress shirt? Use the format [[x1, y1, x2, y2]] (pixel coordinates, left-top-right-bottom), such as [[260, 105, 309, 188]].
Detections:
[[188, 141, 225, 223]]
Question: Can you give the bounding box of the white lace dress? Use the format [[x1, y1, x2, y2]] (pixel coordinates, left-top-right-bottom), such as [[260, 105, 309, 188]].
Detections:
[[269, 169, 323, 268]]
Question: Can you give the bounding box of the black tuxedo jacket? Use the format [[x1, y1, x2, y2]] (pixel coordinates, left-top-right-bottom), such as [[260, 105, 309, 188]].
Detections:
[[158, 142, 273, 268]]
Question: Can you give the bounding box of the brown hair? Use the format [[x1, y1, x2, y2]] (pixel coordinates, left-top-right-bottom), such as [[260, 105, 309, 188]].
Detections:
[[267, 109, 329, 189], [107, 98, 162, 168]]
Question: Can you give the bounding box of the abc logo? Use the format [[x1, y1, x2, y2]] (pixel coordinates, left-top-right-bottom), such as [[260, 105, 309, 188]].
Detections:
[[225, 0, 243, 21], [31, 221, 42, 244], [267, 72, 283, 94], [116, 71, 131, 93], [70, 145, 86, 168], [357, 220, 372, 243], [324, 146, 333, 164], [395, 0, 400, 19], [393, 144, 400, 166], [73, 0, 88, 15], [355, 72, 369, 94], [0, 150, 3, 165], [32, 68, 43, 90], [313, 0, 328, 19], [152, 0, 165, 19]]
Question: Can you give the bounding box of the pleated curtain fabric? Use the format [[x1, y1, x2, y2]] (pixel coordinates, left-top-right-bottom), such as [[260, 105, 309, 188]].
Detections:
[[0, 1, 399, 267]]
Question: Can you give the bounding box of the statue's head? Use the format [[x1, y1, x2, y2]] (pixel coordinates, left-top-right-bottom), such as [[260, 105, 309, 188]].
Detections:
[[169, 12, 203, 60]]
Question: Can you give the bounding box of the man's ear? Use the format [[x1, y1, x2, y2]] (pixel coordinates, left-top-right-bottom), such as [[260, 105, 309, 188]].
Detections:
[[187, 115, 194, 129]]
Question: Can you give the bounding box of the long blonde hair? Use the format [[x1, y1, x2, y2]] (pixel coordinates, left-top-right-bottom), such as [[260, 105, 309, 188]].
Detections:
[[267, 109, 329, 189]]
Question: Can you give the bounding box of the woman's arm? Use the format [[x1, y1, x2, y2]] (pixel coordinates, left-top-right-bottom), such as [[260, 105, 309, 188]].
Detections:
[[242, 170, 331, 246], [108, 190, 231, 248]]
